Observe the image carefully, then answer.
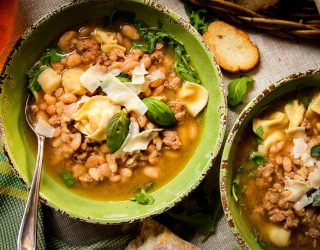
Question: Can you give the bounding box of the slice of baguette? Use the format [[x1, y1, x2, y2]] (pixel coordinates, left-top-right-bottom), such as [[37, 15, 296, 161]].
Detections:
[[203, 21, 260, 73]]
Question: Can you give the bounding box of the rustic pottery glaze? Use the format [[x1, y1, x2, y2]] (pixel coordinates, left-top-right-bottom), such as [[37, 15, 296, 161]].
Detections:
[[0, 0, 226, 223]]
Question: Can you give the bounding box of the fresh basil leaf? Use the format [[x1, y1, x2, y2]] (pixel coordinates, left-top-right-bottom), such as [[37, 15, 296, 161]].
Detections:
[[143, 98, 176, 128], [131, 188, 154, 205], [311, 189, 320, 206], [40, 48, 65, 66], [26, 64, 47, 92], [184, 3, 217, 34], [249, 151, 266, 166], [227, 76, 254, 108], [106, 111, 130, 153], [232, 178, 239, 202], [311, 144, 320, 157], [116, 73, 131, 82], [60, 170, 75, 187]]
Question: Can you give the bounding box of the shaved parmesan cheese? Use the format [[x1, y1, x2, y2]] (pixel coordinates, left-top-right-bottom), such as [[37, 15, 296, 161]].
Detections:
[[132, 63, 148, 84], [123, 128, 163, 153], [285, 177, 312, 202], [100, 74, 148, 115], [35, 118, 55, 138], [80, 65, 108, 93], [293, 194, 313, 210], [124, 82, 146, 94], [146, 69, 165, 82], [177, 81, 208, 117], [132, 63, 148, 75]]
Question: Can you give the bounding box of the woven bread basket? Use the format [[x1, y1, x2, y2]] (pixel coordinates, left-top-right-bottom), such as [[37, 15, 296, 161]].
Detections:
[[184, 0, 320, 39]]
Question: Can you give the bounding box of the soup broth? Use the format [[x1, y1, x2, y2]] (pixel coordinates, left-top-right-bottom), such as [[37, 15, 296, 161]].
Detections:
[[234, 90, 320, 249], [28, 18, 206, 201]]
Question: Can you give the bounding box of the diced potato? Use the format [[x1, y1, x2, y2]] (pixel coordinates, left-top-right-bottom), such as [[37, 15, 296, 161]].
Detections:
[[265, 224, 291, 247], [92, 29, 117, 44], [62, 69, 87, 95], [37, 68, 61, 94], [177, 81, 208, 117], [101, 44, 126, 54]]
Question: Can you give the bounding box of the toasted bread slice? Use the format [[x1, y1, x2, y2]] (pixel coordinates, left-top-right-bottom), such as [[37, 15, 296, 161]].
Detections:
[[203, 21, 260, 73]]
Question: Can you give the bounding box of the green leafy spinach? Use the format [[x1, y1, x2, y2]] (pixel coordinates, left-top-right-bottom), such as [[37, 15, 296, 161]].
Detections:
[[249, 151, 266, 166], [232, 177, 240, 202], [227, 76, 254, 108], [131, 183, 155, 205], [60, 170, 75, 187], [40, 48, 66, 66], [133, 21, 199, 83], [26, 64, 47, 92], [184, 3, 217, 34]]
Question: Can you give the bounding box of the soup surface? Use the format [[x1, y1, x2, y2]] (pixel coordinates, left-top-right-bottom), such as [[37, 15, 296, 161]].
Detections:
[[234, 90, 320, 249], [27, 18, 207, 201]]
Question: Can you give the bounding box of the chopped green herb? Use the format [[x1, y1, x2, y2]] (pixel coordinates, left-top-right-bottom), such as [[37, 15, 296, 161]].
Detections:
[[184, 3, 217, 34], [60, 170, 75, 187], [255, 126, 263, 138], [255, 125, 264, 145], [311, 144, 320, 157], [131, 188, 154, 205], [232, 178, 240, 202], [40, 48, 65, 66], [249, 151, 266, 166], [287, 99, 294, 104], [26, 64, 47, 92], [311, 189, 320, 206], [227, 76, 254, 108], [257, 137, 264, 145], [133, 21, 199, 83], [300, 95, 311, 107], [116, 73, 131, 82], [255, 233, 270, 250], [248, 170, 256, 178]]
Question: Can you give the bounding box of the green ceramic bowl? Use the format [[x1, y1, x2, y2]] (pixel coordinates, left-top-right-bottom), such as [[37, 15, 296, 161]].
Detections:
[[0, 0, 226, 223], [220, 69, 320, 249]]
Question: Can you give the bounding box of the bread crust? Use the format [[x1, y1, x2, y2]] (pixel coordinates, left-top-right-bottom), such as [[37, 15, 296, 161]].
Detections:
[[203, 21, 260, 73]]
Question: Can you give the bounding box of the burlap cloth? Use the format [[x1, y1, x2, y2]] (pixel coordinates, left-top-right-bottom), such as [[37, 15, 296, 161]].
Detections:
[[1, 0, 319, 249]]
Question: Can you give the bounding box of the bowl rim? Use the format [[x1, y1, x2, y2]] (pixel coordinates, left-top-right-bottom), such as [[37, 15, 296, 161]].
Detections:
[[220, 69, 320, 249], [0, 0, 227, 224]]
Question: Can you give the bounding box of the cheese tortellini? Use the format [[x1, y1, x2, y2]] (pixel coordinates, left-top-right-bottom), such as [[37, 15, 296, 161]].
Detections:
[[177, 81, 208, 117], [253, 112, 289, 154], [253, 112, 288, 140], [72, 96, 120, 141], [284, 100, 305, 129]]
